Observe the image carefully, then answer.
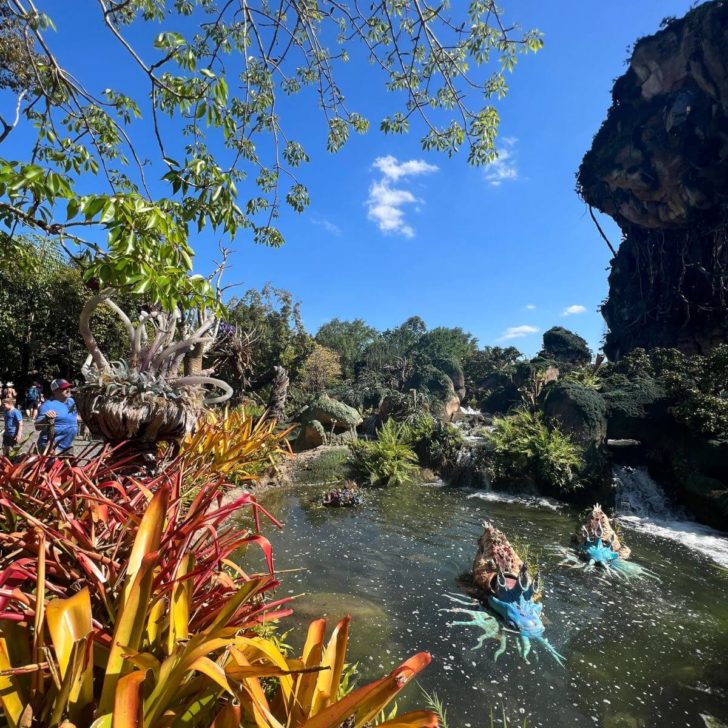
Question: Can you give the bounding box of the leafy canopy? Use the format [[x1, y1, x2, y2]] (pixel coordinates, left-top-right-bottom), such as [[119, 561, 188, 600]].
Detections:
[[0, 1, 542, 307]]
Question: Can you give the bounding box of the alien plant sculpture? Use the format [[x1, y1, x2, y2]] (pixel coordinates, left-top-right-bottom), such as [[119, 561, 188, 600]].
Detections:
[[442, 521, 565, 666], [76, 290, 233, 444], [322, 481, 362, 507], [553, 504, 657, 580]]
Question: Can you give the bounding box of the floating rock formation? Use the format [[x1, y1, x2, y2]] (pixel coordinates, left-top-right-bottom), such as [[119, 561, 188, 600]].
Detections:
[[578, 1, 728, 358]]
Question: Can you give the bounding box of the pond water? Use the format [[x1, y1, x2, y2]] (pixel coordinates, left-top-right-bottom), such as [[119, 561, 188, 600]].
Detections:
[[244, 479, 728, 728]]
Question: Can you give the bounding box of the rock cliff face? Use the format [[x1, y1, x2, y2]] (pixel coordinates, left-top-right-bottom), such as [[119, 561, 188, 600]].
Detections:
[[578, 1, 728, 359]]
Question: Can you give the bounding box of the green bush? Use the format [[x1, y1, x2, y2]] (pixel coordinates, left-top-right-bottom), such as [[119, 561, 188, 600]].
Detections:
[[347, 419, 419, 486], [540, 379, 607, 447], [403, 412, 464, 471], [405, 363, 454, 401], [539, 326, 591, 367], [487, 410, 583, 493], [601, 374, 666, 421], [612, 346, 728, 438]]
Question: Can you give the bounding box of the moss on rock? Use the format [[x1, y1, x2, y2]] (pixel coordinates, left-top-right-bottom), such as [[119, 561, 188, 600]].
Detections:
[[300, 393, 363, 430], [541, 379, 607, 448], [539, 327, 592, 367]]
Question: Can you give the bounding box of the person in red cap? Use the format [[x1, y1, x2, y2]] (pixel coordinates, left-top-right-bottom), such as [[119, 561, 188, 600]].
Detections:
[[35, 379, 78, 454]]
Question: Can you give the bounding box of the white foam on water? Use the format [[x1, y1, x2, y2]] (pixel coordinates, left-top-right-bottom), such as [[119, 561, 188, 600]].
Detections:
[[467, 491, 562, 512], [614, 465, 728, 568]]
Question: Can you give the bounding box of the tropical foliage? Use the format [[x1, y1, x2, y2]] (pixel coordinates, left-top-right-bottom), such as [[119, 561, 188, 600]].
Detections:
[[179, 406, 293, 486], [487, 410, 583, 493], [0, 1, 541, 304], [403, 413, 464, 473], [608, 345, 728, 438], [0, 450, 436, 726], [348, 420, 419, 487], [315, 319, 379, 380], [0, 237, 139, 384]]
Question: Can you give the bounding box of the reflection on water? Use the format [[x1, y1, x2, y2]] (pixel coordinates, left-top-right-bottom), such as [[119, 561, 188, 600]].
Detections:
[[242, 483, 728, 727]]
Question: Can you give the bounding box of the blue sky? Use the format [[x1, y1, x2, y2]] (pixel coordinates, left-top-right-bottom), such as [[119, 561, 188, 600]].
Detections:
[[13, 1, 698, 356]]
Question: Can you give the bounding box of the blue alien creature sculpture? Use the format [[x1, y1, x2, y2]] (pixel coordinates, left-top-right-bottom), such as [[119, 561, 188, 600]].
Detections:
[[442, 521, 565, 665], [553, 504, 657, 580]]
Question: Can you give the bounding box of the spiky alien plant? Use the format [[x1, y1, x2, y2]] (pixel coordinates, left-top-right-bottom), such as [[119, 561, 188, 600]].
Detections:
[[76, 291, 233, 443]]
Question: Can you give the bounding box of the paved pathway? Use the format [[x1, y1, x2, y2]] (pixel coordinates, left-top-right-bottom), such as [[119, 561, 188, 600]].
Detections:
[[5, 415, 95, 455]]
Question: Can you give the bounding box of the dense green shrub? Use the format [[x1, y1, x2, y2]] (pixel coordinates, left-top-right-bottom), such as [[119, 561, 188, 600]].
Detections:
[[487, 410, 583, 493], [540, 379, 607, 447], [479, 372, 521, 414], [380, 389, 434, 423], [612, 346, 728, 438], [601, 374, 666, 420], [434, 355, 465, 393], [347, 419, 419, 486], [539, 326, 592, 366], [403, 412, 464, 471], [330, 369, 392, 412], [405, 363, 455, 400]]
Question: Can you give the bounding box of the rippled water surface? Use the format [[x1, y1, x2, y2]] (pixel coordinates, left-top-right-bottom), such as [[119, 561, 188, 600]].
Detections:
[[244, 483, 728, 727]]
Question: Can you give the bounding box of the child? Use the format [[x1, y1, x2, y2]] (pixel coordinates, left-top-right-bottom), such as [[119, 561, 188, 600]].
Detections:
[[2, 397, 23, 457]]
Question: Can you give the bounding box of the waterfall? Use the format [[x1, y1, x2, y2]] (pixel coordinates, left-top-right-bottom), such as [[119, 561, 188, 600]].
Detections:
[[613, 465, 728, 568]]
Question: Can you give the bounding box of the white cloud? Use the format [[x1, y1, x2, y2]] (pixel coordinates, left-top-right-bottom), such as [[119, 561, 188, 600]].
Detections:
[[498, 325, 539, 341], [311, 217, 341, 236], [525, 304, 537, 311], [372, 155, 438, 182], [367, 155, 438, 238], [484, 137, 519, 187], [562, 304, 587, 316]]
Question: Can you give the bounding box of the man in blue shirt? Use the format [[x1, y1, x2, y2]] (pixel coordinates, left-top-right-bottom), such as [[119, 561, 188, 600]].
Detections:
[[2, 398, 23, 457], [35, 379, 78, 455]]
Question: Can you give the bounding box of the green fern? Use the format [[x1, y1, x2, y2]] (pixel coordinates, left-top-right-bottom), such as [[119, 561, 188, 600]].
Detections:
[[488, 410, 583, 493], [347, 419, 418, 486], [418, 685, 449, 728]]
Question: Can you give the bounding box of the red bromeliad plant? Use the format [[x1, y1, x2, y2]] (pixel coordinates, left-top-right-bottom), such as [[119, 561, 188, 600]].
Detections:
[[0, 452, 438, 727], [0, 449, 285, 633]]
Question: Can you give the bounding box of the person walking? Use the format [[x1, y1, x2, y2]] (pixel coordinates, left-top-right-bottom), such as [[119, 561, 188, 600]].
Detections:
[[2, 397, 23, 457], [25, 382, 42, 419], [1, 382, 17, 400], [35, 379, 78, 455]]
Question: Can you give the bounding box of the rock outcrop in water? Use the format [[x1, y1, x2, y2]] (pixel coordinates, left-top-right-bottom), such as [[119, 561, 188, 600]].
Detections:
[[578, 1, 728, 359]]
